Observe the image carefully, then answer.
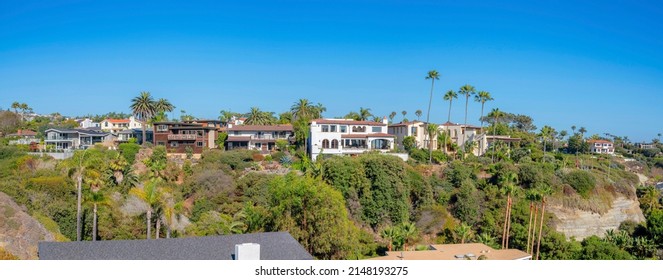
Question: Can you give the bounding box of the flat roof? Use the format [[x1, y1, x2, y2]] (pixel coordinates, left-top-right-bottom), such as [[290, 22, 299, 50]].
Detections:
[[312, 119, 386, 126], [369, 243, 531, 261]]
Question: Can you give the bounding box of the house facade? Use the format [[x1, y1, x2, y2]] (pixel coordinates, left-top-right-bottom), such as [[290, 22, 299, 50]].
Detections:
[[44, 128, 110, 150], [101, 117, 143, 134], [309, 118, 395, 161], [225, 124, 294, 153], [153, 122, 218, 156], [7, 129, 38, 145], [117, 129, 153, 145], [78, 118, 100, 129], [388, 121, 437, 151], [439, 122, 487, 156], [588, 139, 615, 155]]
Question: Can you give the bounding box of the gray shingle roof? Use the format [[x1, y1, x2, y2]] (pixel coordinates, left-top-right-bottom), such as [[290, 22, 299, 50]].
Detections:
[[38, 232, 313, 260]]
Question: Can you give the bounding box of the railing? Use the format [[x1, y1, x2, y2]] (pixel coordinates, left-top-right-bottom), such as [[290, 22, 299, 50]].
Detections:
[[46, 137, 74, 141], [168, 134, 198, 140], [250, 135, 290, 140]]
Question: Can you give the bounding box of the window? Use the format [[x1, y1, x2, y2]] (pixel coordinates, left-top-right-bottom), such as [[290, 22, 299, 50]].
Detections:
[[322, 139, 330, 149], [322, 125, 329, 132], [411, 127, 417, 136], [197, 131, 204, 137], [340, 126, 347, 133], [372, 126, 382, 133], [331, 139, 339, 149], [330, 125, 337, 132], [157, 125, 168, 132], [157, 141, 166, 146], [170, 142, 178, 147], [197, 142, 204, 147], [352, 126, 365, 133], [255, 143, 262, 148]]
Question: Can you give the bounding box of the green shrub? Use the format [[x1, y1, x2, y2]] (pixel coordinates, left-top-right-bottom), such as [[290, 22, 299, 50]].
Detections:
[[118, 143, 141, 164], [563, 170, 596, 198]]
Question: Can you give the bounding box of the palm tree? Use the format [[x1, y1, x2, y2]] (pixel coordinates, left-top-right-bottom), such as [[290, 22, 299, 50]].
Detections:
[[579, 127, 587, 138], [415, 110, 422, 121], [64, 149, 97, 241], [314, 103, 326, 119], [389, 111, 397, 123], [290, 99, 315, 121], [129, 179, 163, 239], [85, 190, 110, 241], [535, 186, 553, 260], [358, 107, 372, 121], [427, 123, 438, 163], [459, 84, 476, 155], [245, 107, 273, 125], [380, 226, 402, 252], [11, 101, 20, 114], [540, 126, 554, 161], [443, 90, 458, 123], [154, 98, 175, 121], [401, 222, 419, 251], [474, 91, 493, 128], [658, 133, 661, 143], [476, 232, 497, 249], [500, 172, 518, 249], [571, 125, 577, 134], [424, 70, 440, 124], [525, 189, 541, 254], [488, 108, 505, 163], [130, 92, 156, 146], [401, 111, 407, 122], [455, 223, 474, 244]]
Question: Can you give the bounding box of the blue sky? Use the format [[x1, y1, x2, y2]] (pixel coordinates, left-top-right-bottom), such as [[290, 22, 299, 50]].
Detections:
[[1, 0, 661, 142]]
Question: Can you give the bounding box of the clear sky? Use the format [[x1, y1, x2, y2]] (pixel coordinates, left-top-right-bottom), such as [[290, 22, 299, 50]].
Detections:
[[1, 0, 662, 142]]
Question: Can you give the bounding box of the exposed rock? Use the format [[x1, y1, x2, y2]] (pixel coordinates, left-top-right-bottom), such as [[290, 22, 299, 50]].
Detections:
[[0, 192, 55, 259], [549, 195, 645, 240]]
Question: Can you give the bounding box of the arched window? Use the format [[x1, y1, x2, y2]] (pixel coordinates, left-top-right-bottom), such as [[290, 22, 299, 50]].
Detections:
[[322, 139, 330, 149], [331, 139, 339, 149]]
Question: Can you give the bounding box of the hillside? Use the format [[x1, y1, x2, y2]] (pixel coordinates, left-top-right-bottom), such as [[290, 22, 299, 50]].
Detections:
[[0, 191, 55, 260]]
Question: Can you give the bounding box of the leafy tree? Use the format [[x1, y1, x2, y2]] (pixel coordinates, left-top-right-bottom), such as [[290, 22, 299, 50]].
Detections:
[[563, 170, 595, 198], [215, 132, 228, 149], [358, 107, 372, 121], [188, 211, 246, 236], [129, 179, 163, 239], [245, 107, 275, 125], [454, 223, 474, 244], [267, 173, 361, 260], [580, 236, 633, 260], [402, 136, 416, 152], [453, 180, 481, 226]]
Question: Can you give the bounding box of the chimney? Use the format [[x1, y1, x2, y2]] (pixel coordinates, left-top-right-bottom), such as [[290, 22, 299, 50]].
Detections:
[[235, 243, 260, 260], [382, 116, 388, 125]]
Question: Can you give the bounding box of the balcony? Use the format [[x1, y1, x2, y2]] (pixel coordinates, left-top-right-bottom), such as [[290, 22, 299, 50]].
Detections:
[[168, 134, 198, 140], [250, 134, 290, 140], [46, 136, 74, 141]]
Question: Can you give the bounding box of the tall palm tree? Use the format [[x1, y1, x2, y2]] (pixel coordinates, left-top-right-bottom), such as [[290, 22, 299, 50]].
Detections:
[[415, 110, 422, 121], [459, 84, 476, 155], [571, 125, 577, 134], [540, 126, 554, 161], [85, 190, 110, 241], [525, 189, 541, 254], [500, 172, 518, 249], [488, 108, 505, 163], [535, 186, 553, 260], [314, 103, 326, 119], [443, 90, 458, 124], [579, 127, 587, 138], [401, 111, 407, 122], [474, 91, 493, 128], [358, 107, 372, 121], [129, 179, 163, 239], [427, 123, 438, 163], [64, 149, 97, 241], [389, 111, 397, 123], [425, 70, 440, 162], [130, 92, 156, 146], [11, 101, 20, 114], [658, 133, 661, 143], [290, 99, 315, 121], [154, 98, 175, 119], [245, 107, 273, 125]]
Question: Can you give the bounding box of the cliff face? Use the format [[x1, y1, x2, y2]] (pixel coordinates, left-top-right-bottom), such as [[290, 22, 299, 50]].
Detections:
[[549, 196, 645, 240], [0, 192, 55, 260]]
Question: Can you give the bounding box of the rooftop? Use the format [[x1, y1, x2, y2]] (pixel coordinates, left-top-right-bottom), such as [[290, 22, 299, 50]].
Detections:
[[312, 118, 387, 126], [227, 124, 294, 131], [388, 121, 427, 127], [38, 232, 313, 260], [340, 133, 395, 139], [7, 129, 37, 137], [369, 243, 531, 261], [104, 118, 130, 123]]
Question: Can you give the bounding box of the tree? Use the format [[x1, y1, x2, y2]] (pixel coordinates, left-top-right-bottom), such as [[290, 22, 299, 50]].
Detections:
[[443, 90, 458, 123], [381, 226, 402, 252], [401, 111, 407, 122], [487, 108, 506, 163], [579, 127, 587, 138], [459, 84, 476, 155], [129, 179, 163, 239], [535, 186, 553, 260], [474, 91, 493, 128], [403, 136, 416, 152], [426, 123, 438, 163], [499, 171, 518, 249], [358, 107, 372, 121], [415, 110, 422, 121], [130, 92, 156, 146], [455, 223, 474, 244], [540, 126, 555, 160], [525, 189, 542, 254], [389, 112, 397, 123], [401, 222, 419, 251], [154, 98, 175, 119], [11, 101, 20, 114], [85, 190, 110, 241], [62, 149, 103, 241], [291, 99, 315, 121], [424, 70, 440, 126], [245, 107, 274, 125]]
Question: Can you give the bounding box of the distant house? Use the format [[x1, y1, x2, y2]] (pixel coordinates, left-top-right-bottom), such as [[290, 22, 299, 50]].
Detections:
[[369, 243, 531, 261], [38, 232, 314, 260], [309, 118, 397, 161], [78, 118, 100, 129], [44, 128, 110, 150], [638, 143, 656, 149], [101, 117, 143, 134], [439, 122, 486, 156], [7, 129, 38, 145], [153, 121, 218, 157], [225, 124, 294, 153], [116, 128, 153, 145], [588, 139, 615, 155], [388, 121, 436, 151]]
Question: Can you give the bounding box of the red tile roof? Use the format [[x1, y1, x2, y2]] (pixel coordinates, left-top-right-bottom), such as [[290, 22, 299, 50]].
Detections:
[[340, 133, 395, 138], [105, 118, 130, 123], [588, 139, 613, 144], [388, 121, 426, 127], [8, 129, 37, 137], [312, 119, 386, 126]]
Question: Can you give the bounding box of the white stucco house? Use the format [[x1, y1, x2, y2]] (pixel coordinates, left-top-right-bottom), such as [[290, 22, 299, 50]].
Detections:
[[101, 116, 143, 134], [78, 118, 100, 129], [309, 118, 398, 161], [388, 121, 437, 151], [588, 139, 615, 155]]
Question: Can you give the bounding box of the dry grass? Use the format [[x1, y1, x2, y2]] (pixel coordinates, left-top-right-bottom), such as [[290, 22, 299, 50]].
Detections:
[[549, 185, 615, 215]]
